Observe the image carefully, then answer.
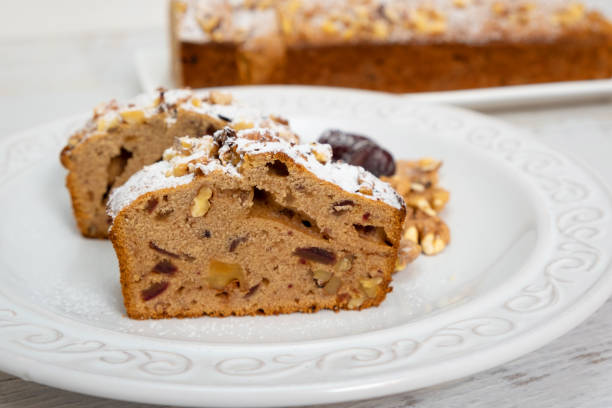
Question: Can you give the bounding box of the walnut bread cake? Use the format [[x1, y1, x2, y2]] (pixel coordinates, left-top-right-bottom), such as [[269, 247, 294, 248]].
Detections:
[[60, 89, 297, 238], [108, 127, 406, 318], [170, 0, 612, 92]]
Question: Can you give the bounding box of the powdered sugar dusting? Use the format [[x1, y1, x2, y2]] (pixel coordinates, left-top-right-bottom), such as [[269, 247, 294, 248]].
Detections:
[[65, 89, 298, 151], [232, 131, 404, 209], [107, 127, 403, 221], [107, 162, 194, 219]]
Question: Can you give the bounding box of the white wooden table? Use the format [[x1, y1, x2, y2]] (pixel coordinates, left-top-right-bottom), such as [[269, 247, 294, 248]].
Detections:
[[1, 2, 612, 407]]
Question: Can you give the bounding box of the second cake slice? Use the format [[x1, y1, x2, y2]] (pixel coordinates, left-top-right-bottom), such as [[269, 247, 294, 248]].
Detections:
[[108, 127, 406, 318]]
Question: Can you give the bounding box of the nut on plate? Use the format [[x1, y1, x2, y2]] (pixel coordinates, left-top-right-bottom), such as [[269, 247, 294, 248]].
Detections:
[[404, 207, 451, 256], [383, 157, 451, 262]]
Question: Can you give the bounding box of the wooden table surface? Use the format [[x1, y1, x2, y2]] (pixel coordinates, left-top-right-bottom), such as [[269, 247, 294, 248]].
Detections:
[[1, 3, 612, 407]]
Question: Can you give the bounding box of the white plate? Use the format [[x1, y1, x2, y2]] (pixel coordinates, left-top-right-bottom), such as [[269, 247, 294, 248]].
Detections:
[[1, 87, 611, 407], [135, 47, 612, 111]]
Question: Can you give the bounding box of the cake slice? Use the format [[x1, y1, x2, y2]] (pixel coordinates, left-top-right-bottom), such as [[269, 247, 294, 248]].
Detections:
[[108, 127, 406, 318], [60, 89, 297, 238]]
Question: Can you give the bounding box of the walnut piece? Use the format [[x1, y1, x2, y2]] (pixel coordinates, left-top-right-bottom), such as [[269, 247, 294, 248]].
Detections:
[[404, 208, 451, 257], [335, 256, 353, 272], [120, 109, 146, 125], [323, 276, 342, 295], [208, 91, 233, 105], [360, 277, 383, 298], [348, 294, 365, 309], [313, 269, 332, 287], [421, 233, 447, 256], [410, 8, 447, 35], [96, 114, 120, 132], [553, 3, 585, 26], [396, 238, 421, 271], [310, 143, 331, 164], [191, 186, 213, 217], [207, 260, 245, 290]]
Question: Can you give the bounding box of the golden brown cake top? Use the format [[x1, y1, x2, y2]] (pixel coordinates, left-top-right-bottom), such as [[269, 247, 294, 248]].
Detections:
[[173, 0, 601, 46], [63, 89, 298, 155], [107, 127, 405, 219]]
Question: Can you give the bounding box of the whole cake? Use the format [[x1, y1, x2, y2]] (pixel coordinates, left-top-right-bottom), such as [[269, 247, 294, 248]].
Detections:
[[170, 0, 612, 92], [108, 127, 406, 318], [60, 89, 297, 238]]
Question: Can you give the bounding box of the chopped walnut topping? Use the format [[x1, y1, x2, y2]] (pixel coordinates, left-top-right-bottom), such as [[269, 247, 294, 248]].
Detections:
[[310, 143, 332, 164], [410, 8, 447, 35], [269, 114, 289, 125], [553, 3, 585, 25], [321, 18, 339, 35], [200, 15, 221, 33], [492, 2, 508, 16], [177, 0, 599, 51], [191, 97, 202, 107], [120, 109, 146, 125], [372, 20, 390, 39], [453, 0, 471, 8], [96, 114, 120, 132], [207, 91, 233, 105], [492, 2, 536, 25], [232, 120, 255, 131], [170, 162, 189, 177], [359, 185, 373, 195]]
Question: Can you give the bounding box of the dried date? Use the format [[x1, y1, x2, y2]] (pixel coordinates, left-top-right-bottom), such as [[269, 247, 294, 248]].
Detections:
[[318, 129, 395, 177], [141, 281, 169, 301], [152, 259, 177, 275], [293, 247, 337, 265]]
